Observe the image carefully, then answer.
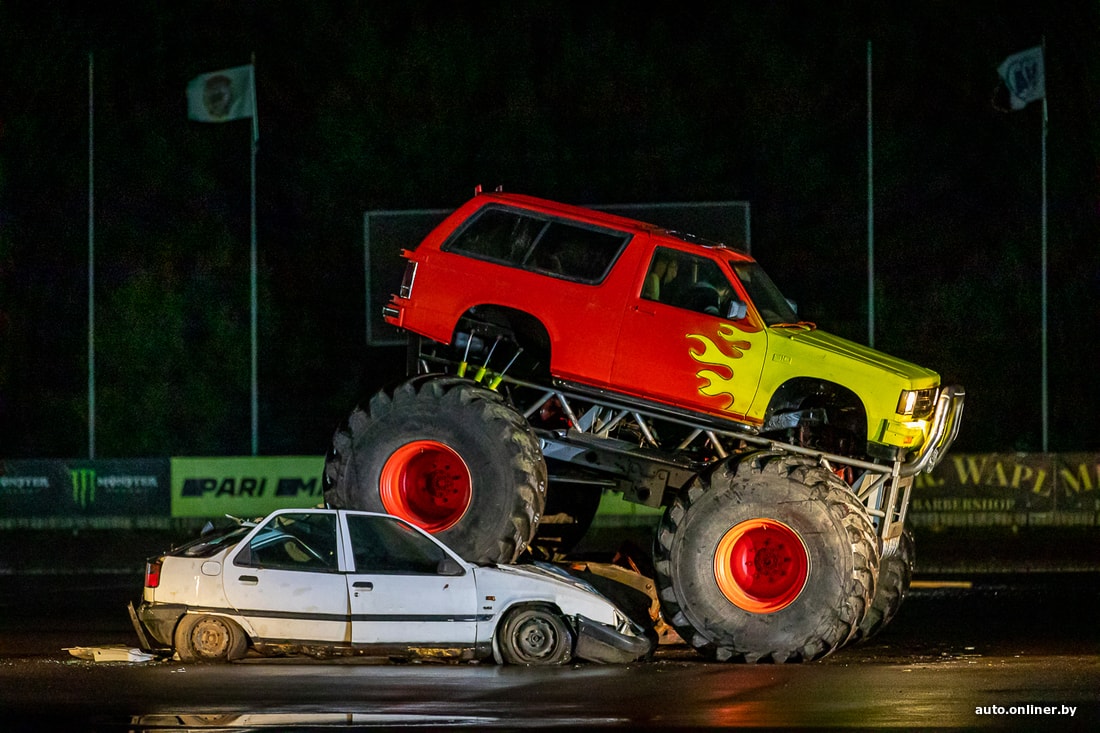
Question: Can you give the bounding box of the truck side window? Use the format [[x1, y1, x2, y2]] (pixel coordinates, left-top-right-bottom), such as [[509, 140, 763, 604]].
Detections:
[[642, 248, 681, 302], [444, 208, 544, 265], [444, 206, 628, 284], [528, 221, 628, 282], [645, 248, 732, 317]]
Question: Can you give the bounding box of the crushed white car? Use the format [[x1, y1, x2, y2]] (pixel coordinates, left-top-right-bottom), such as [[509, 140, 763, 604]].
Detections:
[[132, 509, 651, 665]]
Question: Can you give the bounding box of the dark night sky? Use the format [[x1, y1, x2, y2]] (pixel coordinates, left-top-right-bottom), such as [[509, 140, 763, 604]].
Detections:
[[1, 1, 1098, 458]]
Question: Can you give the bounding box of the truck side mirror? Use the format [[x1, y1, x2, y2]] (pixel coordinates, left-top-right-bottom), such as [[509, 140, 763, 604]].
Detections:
[[726, 300, 748, 320]]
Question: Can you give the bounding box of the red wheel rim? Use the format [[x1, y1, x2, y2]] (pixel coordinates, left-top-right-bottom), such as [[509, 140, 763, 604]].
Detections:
[[379, 440, 472, 532], [714, 518, 808, 613]]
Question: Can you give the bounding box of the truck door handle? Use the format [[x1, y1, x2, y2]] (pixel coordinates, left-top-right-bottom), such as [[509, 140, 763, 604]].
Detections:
[[631, 305, 655, 316], [353, 581, 374, 590], [238, 575, 258, 585]]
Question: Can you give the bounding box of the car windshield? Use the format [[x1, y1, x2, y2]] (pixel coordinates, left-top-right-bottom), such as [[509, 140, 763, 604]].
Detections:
[[731, 261, 801, 326]]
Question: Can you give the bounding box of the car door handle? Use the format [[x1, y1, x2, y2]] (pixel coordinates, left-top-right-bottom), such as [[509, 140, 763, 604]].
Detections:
[[238, 575, 258, 585], [631, 304, 655, 316], [353, 581, 373, 590]]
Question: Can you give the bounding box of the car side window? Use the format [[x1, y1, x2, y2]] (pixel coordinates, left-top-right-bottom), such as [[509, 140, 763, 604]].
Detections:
[[346, 515, 451, 574], [239, 513, 338, 572], [444, 206, 628, 284]]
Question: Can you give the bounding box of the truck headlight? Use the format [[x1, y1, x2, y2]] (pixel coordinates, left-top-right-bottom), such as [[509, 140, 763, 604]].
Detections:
[[897, 388, 936, 418]]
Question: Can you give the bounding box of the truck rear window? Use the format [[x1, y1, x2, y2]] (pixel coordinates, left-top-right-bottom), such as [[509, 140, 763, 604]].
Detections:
[[443, 206, 628, 284]]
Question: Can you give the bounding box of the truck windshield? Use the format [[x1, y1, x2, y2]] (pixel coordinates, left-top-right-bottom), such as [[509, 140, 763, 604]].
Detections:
[[731, 262, 800, 326]]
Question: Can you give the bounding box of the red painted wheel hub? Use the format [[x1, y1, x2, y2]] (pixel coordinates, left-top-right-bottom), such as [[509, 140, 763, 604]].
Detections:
[[714, 518, 809, 613], [379, 440, 472, 532]]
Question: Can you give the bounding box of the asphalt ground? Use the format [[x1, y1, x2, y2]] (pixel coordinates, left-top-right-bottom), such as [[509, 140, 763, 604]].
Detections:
[[1, 572, 1098, 731]]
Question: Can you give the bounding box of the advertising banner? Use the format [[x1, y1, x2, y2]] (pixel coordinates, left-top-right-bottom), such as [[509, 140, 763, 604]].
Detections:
[[0, 458, 170, 528], [911, 453, 1100, 528], [170, 456, 325, 518]]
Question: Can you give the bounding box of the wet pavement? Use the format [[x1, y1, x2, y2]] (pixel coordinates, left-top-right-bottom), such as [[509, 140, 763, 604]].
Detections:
[[1, 572, 1098, 730]]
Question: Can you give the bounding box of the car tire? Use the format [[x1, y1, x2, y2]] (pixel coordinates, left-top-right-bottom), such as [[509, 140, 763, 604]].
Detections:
[[174, 613, 249, 662], [497, 604, 573, 665], [653, 451, 879, 662], [854, 526, 915, 642], [324, 375, 547, 564]]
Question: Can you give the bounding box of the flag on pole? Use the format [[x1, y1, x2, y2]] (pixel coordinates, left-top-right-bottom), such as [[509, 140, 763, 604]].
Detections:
[[187, 64, 255, 122], [997, 46, 1045, 110]]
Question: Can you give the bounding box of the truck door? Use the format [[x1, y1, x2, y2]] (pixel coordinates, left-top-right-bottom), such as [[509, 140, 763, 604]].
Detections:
[[611, 246, 769, 424]]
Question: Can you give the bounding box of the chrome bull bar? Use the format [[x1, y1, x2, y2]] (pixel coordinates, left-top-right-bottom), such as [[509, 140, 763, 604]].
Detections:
[[899, 384, 966, 478]]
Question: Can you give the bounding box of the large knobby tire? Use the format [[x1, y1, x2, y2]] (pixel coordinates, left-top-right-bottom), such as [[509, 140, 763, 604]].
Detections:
[[653, 452, 879, 663], [529, 469, 604, 559], [497, 604, 574, 665], [324, 376, 547, 564], [174, 613, 249, 662], [854, 527, 915, 642]]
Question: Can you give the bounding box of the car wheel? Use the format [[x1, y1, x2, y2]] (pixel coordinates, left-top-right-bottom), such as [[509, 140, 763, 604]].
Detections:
[[324, 375, 547, 564], [174, 613, 249, 662], [654, 451, 879, 662], [497, 604, 573, 665]]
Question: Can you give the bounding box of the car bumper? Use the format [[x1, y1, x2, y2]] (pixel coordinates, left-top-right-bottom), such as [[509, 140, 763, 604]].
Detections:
[[573, 615, 652, 664], [133, 601, 188, 649]]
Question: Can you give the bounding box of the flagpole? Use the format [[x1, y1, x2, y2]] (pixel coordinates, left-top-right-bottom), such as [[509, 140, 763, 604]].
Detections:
[[866, 40, 875, 349], [88, 52, 96, 459], [1040, 45, 1048, 453], [250, 54, 259, 456]]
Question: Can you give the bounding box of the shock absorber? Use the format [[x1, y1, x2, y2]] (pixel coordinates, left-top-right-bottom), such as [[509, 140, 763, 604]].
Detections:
[[473, 336, 502, 383], [488, 347, 524, 390], [456, 332, 475, 377]]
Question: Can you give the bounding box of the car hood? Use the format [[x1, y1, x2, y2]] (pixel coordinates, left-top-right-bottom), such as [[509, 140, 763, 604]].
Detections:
[[777, 327, 940, 384], [487, 561, 607, 597]]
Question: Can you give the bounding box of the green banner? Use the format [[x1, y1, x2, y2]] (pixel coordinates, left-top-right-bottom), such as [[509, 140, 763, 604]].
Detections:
[[171, 456, 325, 518]]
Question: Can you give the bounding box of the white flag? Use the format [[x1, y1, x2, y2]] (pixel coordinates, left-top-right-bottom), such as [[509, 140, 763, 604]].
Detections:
[[187, 64, 255, 122], [997, 46, 1045, 110]]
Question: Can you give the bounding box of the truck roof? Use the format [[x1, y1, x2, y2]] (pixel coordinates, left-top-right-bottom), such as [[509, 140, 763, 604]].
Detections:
[[473, 190, 751, 260]]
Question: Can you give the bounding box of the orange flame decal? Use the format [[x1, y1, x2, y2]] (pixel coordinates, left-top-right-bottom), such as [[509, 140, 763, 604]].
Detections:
[[686, 323, 752, 411]]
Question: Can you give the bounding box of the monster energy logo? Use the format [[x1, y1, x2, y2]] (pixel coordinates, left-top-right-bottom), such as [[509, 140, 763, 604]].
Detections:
[[71, 469, 96, 508]]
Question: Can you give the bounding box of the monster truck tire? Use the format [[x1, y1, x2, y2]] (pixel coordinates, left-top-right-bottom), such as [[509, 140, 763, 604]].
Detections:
[[653, 452, 879, 663], [530, 469, 604, 559], [854, 527, 915, 642], [324, 376, 547, 564]]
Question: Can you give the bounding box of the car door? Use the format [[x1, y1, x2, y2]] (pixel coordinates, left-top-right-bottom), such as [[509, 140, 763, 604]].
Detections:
[[342, 513, 479, 646], [612, 246, 769, 423], [222, 510, 351, 644]]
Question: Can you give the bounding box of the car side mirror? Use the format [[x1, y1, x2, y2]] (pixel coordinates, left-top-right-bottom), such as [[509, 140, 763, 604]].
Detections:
[[233, 542, 254, 567], [437, 557, 466, 576], [725, 300, 748, 320]]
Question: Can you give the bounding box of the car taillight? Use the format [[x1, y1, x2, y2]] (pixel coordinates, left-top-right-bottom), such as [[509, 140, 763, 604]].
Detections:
[[398, 260, 418, 298], [144, 559, 162, 588]]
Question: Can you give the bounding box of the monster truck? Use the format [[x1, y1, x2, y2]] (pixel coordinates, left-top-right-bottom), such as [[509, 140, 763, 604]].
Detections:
[[324, 189, 964, 662]]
